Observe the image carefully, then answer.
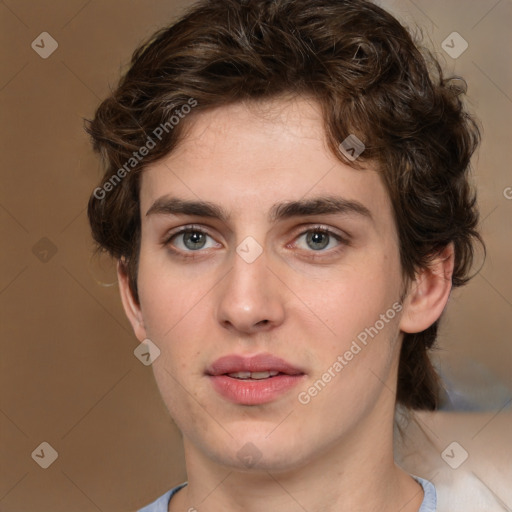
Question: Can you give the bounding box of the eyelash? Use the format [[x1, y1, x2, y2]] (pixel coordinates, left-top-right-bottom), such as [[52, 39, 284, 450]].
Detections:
[[163, 224, 350, 260], [288, 225, 349, 260]]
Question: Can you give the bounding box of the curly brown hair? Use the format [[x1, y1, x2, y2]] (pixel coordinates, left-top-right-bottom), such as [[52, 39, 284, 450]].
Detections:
[[86, 0, 483, 410]]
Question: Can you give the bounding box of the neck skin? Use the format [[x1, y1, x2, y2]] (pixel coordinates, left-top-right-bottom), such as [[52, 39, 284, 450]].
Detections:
[[168, 377, 425, 512]]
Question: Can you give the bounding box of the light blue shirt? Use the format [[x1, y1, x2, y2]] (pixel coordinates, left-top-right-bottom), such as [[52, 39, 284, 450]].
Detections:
[[137, 475, 436, 511]]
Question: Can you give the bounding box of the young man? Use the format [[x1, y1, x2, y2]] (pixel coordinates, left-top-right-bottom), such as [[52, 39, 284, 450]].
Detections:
[[86, 0, 482, 510]]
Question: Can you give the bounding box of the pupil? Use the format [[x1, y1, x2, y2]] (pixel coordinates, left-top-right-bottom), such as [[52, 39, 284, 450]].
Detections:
[[307, 231, 329, 250], [185, 231, 206, 250]]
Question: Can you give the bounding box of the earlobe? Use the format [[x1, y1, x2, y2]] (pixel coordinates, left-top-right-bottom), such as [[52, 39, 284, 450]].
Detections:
[[117, 260, 147, 341], [399, 243, 455, 334]]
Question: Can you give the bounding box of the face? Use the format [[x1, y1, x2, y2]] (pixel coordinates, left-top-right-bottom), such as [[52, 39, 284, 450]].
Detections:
[[123, 97, 409, 472]]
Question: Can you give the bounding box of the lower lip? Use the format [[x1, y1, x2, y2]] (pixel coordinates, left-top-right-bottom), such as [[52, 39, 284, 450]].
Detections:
[[208, 374, 305, 405]]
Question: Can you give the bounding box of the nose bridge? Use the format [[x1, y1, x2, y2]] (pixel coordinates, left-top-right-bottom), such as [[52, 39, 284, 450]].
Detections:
[[215, 241, 285, 332]]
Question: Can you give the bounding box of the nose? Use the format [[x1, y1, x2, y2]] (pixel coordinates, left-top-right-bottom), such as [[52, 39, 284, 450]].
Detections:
[[215, 248, 285, 335]]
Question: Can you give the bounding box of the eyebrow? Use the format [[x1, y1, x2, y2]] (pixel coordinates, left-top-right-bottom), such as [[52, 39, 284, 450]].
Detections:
[[146, 195, 373, 223]]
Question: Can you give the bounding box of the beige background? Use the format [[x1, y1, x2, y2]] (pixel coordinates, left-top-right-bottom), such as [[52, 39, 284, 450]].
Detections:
[[1, 0, 511, 511]]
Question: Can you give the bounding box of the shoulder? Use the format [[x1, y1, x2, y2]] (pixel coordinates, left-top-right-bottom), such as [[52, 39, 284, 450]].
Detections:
[[411, 475, 437, 512], [137, 482, 188, 512], [396, 411, 512, 512]]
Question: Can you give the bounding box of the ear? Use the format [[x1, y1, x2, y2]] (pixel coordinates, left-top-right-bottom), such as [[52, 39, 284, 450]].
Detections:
[[399, 243, 455, 333], [117, 260, 147, 341]]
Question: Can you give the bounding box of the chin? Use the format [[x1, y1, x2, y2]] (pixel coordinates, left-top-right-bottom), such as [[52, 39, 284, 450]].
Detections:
[[206, 433, 314, 474]]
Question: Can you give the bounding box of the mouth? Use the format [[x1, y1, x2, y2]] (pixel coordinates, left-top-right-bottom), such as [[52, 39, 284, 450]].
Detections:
[[205, 353, 306, 405], [225, 370, 283, 380], [206, 352, 304, 376]]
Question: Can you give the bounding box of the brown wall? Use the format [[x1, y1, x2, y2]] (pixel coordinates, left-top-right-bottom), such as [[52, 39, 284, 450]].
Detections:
[[1, 1, 510, 510]]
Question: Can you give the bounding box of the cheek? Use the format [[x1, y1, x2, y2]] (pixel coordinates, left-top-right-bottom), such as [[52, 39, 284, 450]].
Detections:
[[136, 252, 215, 341], [150, 362, 216, 445], [296, 252, 402, 342], [297, 256, 404, 411], [135, 253, 218, 392]]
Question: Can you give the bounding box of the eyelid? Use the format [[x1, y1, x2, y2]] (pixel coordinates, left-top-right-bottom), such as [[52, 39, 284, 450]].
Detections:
[[162, 223, 351, 256], [162, 224, 215, 244], [162, 225, 221, 260], [288, 223, 351, 245]]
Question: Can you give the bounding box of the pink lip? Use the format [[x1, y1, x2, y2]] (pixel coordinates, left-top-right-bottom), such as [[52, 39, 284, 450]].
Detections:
[[206, 353, 306, 405], [206, 353, 304, 376]]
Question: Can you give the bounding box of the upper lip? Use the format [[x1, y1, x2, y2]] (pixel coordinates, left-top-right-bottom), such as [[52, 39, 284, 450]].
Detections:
[[206, 353, 305, 376]]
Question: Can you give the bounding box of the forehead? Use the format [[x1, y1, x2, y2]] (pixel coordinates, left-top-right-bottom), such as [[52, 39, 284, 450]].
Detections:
[[139, 97, 393, 225]]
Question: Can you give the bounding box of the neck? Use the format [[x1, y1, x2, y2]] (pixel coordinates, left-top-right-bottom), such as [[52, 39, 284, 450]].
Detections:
[[171, 398, 424, 512]]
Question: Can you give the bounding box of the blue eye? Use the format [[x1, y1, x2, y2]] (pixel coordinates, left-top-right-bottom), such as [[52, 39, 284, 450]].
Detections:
[[163, 224, 348, 260], [295, 228, 344, 252], [167, 228, 217, 251]]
